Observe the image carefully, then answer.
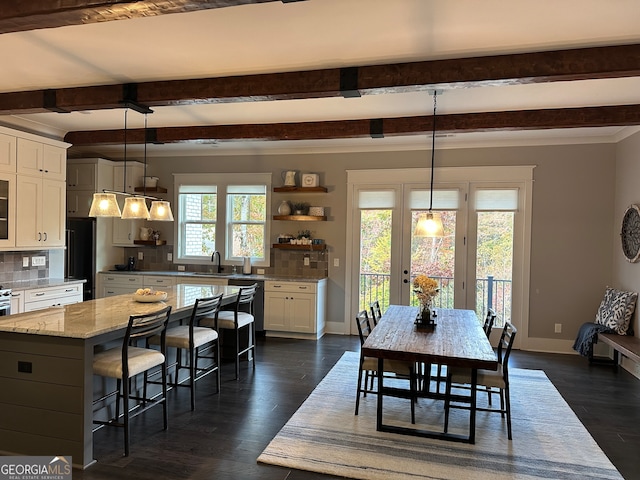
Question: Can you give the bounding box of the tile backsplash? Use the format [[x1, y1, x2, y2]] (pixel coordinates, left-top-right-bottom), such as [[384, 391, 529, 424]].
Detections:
[[0, 251, 49, 285], [128, 245, 327, 278]]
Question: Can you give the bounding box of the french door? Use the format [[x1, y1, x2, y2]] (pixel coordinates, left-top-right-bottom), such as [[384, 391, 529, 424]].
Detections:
[[347, 167, 533, 348]]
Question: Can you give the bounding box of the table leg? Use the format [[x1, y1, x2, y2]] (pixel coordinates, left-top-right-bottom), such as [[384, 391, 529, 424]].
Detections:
[[376, 357, 384, 431], [469, 368, 477, 444]]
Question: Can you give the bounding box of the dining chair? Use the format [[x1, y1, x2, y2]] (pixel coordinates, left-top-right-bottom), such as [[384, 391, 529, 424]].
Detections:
[[444, 321, 517, 439], [92, 305, 172, 456], [201, 284, 258, 380], [148, 293, 223, 410], [354, 309, 416, 423], [369, 300, 383, 326]]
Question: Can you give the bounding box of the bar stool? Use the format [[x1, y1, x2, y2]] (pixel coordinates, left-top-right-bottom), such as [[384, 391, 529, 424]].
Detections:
[[149, 293, 223, 410], [92, 305, 172, 457], [201, 284, 257, 380]]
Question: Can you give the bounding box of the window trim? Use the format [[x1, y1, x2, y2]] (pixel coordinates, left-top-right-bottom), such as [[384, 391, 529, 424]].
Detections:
[[173, 173, 271, 266]]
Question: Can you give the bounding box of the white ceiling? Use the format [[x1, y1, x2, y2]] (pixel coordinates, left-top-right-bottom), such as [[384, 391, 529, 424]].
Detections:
[[2, 0, 640, 158]]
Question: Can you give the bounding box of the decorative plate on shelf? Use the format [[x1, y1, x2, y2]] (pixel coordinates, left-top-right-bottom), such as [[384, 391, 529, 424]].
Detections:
[[621, 204, 640, 263], [133, 290, 168, 302]]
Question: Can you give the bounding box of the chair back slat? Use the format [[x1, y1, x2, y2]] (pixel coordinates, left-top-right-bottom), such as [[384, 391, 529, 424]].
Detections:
[[369, 300, 382, 326], [497, 321, 517, 377], [127, 306, 172, 343], [232, 284, 258, 314], [484, 308, 496, 338], [192, 293, 224, 326], [355, 310, 372, 346]]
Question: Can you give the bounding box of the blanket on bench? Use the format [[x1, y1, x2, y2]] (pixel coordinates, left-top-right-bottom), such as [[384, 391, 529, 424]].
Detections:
[[573, 322, 614, 357]]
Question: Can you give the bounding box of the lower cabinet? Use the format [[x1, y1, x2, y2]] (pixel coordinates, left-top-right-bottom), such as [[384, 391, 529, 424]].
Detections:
[[10, 290, 24, 314], [264, 279, 326, 339], [99, 273, 143, 297], [23, 284, 83, 312]]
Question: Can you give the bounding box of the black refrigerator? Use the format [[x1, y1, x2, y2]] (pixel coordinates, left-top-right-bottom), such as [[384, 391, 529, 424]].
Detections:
[[65, 218, 96, 301]]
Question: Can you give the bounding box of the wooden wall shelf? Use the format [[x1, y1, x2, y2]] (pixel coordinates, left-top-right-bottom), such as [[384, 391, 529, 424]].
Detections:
[[133, 240, 167, 246], [273, 186, 327, 193], [273, 215, 326, 221], [134, 186, 168, 194], [272, 243, 326, 251]]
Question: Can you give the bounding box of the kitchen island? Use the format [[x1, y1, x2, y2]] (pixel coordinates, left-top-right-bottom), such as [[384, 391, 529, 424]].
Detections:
[[0, 283, 240, 469]]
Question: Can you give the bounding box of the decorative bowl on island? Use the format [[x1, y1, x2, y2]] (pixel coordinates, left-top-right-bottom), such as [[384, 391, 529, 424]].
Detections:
[[133, 288, 168, 302]]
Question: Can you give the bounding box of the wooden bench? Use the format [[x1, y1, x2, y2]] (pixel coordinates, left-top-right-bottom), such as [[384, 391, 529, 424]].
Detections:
[[593, 332, 640, 366]]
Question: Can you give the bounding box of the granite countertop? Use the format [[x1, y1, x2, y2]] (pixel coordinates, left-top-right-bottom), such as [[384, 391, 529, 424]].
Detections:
[[0, 283, 239, 339], [101, 270, 326, 283], [6, 278, 86, 291]]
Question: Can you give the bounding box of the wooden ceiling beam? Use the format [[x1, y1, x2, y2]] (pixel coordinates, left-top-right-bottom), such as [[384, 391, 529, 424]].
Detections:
[[64, 104, 640, 145], [2, 44, 640, 115], [0, 0, 278, 34]]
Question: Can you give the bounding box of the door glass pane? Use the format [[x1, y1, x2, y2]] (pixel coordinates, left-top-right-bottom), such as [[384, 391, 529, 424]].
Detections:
[[359, 209, 392, 312], [410, 210, 456, 309], [476, 211, 514, 326]]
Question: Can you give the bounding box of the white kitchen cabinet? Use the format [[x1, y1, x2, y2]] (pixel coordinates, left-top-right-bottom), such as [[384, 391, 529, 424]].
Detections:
[[16, 175, 66, 247], [10, 290, 23, 315], [23, 283, 83, 312], [17, 139, 66, 181], [114, 162, 143, 194], [66, 190, 95, 217], [0, 172, 16, 248], [67, 163, 97, 190], [99, 273, 143, 297], [264, 279, 326, 339], [0, 133, 16, 173]]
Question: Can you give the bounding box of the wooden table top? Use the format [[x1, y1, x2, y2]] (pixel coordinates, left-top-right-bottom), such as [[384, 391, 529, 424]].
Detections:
[[362, 305, 498, 370]]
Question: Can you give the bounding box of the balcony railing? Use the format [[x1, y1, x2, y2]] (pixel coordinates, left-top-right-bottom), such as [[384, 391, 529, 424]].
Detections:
[[359, 273, 512, 325]]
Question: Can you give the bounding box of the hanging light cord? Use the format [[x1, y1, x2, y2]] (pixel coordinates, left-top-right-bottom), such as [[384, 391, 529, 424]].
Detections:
[[429, 91, 437, 212], [143, 113, 148, 197], [123, 108, 128, 192]]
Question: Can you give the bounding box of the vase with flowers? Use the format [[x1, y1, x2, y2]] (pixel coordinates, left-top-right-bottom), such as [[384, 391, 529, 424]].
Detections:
[[413, 274, 439, 326]]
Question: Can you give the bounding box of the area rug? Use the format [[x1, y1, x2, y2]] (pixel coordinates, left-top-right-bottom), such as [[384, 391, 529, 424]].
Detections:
[[258, 351, 623, 480]]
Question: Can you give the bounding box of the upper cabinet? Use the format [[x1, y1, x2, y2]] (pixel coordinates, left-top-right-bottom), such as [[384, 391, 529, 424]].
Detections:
[[16, 139, 66, 181], [114, 162, 143, 193], [66, 158, 116, 217], [0, 134, 17, 173]]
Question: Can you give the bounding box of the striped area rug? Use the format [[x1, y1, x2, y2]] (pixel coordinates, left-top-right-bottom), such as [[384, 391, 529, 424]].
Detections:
[[258, 351, 623, 480]]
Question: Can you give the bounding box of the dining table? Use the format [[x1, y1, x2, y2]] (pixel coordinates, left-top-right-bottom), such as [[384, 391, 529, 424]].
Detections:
[[362, 305, 498, 443], [0, 283, 240, 469]]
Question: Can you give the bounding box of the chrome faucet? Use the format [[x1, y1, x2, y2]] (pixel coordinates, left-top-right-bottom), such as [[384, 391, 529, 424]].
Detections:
[[211, 251, 221, 273]]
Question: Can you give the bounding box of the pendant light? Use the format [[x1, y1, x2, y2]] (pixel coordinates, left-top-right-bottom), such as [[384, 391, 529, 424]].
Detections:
[[88, 192, 121, 217], [414, 91, 444, 238], [119, 109, 150, 220], [143, 114, 174, 221]]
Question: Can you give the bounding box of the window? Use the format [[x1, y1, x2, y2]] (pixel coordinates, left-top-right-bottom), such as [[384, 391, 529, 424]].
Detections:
[[174, 173, 271, 266], [227, 185, 267, 259], [178, 186, 217, 259]]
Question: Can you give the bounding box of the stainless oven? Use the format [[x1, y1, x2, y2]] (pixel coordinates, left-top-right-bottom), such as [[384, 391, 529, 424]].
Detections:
[[0, 288, 11, 316]]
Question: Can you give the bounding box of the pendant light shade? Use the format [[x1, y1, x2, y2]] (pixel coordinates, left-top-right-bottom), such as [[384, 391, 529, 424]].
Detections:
[[88, 193, 121, 217], [415, 212, 444, 237], [414, 91, 444, 238], [121, 196, 150, 219], [149, 200, 174, 221]]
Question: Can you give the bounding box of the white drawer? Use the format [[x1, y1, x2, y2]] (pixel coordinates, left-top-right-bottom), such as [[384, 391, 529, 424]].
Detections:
[[100, 274, 143, 287], [143, 275, 175, 287], [25, 284, 82, 303], [265, 281, 316, 294]]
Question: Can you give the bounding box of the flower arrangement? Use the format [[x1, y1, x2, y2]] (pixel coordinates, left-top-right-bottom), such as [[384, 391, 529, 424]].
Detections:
[[413, 274, 439, 309]]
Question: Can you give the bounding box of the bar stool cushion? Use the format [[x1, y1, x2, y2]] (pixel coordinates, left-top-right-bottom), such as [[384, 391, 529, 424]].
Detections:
[[151, 326, 218, 350], [93, 347, 165, 379], [449, 364, 506, 389], [204, 311, 254, 329]]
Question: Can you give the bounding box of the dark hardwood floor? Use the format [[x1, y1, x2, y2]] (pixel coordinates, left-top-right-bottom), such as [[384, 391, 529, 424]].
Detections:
[[75, 335, 640, 480]]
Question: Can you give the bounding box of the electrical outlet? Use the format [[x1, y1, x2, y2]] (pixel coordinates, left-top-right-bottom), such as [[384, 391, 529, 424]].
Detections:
[[177, 265, 185, 271], [555, 323, 562, 333], [22, 257, 29, 267], [257, 268, 265, 275], [333, 258, 340, 267], [167, 253, 172, 261], [138, 251, 144, 261], [31, 256, 46, 266], [304, 256, 310, 266]]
